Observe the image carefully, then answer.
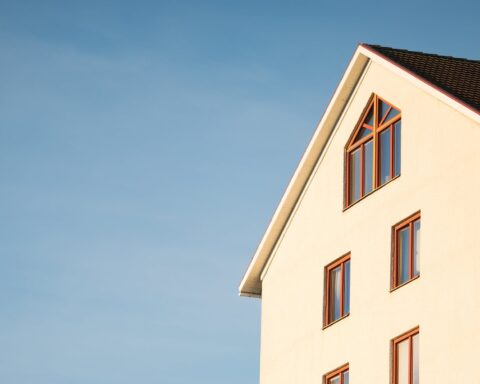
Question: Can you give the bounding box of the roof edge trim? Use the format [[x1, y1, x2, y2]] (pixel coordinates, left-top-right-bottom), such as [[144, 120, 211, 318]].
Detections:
[[238, 45, 369, 297], [360, 44, 480, 119]]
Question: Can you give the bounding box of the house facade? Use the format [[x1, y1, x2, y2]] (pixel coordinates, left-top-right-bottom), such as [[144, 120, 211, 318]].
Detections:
[[239, 45, 480, 383]]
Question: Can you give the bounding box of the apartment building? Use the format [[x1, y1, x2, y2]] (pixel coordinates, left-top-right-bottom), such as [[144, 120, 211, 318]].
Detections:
[[239, 44, 480, 383]]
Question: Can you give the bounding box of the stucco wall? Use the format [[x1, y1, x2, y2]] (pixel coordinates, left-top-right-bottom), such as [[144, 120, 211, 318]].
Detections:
[[259, 61, 480, 383]]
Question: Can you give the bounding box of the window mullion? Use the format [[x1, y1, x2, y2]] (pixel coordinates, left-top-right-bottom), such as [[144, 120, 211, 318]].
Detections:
[[390, 124, 395, 178], [345, 152, 350, 206], [340, 263, 344, 317], [374, 132, 380, 188], [360, 144, 365, 197], [393, 230, 398, 287], [409, 222, 414, 279], [325, 267, 330, 325]]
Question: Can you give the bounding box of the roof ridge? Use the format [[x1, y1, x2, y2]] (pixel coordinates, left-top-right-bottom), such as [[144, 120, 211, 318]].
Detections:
[[362, 43, 480, 64]]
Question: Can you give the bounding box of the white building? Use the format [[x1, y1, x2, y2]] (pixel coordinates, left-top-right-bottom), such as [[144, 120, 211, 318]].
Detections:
[[239, 44, 480, 384]]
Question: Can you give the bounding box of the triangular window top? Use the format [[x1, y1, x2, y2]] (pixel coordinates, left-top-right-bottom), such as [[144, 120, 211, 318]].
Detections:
[[348, 95, 400, 148], [378, 98, 400, 126], [350, 101, 374, 145], [364, 108, 374, 126], [353, 126, 373, 142]]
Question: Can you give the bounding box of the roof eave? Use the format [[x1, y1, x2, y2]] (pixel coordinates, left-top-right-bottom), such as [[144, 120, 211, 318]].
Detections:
[[239, 45, 370, 297]]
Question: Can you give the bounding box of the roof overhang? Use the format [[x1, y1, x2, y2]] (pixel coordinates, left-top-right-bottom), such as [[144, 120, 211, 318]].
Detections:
[[239, 44, 480, 298]]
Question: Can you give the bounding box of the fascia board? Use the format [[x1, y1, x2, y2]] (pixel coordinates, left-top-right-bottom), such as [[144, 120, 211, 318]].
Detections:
[[238, 47, 369, 297]]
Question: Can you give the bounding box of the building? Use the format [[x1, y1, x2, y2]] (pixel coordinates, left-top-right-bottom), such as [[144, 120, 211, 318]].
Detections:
[[239, 45, 480, 384]]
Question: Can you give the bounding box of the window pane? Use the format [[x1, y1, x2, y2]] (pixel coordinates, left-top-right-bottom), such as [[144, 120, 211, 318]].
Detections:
[[365, 107, 374, 126], [343, 261, 350, 316], [349, 149, 361, 203], [394, 121, 401, 177], [364, 140, 373, 194], [379, 99, 390, 122], [413, 220, 420, 277], [397, 339, 409, 384], [329, 267, 342, 322], [413, 334, 419, 384], [385, 107, 400, 123], [379, 128, 392, 185], [328, 376, 340, 384], [397, 227, 410, 285], [343, 370, 349, 384], [354, 127, 372, 142]]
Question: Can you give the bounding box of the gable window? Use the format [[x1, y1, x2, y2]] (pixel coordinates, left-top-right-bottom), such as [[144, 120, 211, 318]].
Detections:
[[324, 363, 349, 384], [392, 212, 421, 289], [324, 253, 350, 327], [392, 327, 419, 384], [345, 94, 401, 207]]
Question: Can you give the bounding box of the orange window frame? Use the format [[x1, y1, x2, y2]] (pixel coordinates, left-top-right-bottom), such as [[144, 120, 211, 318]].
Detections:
[[344, 94, 401, 208], [324, 363, 349, 384], [392, 327, 419, 384], [392, 211, 421, 289], [324, 253, 350, 327]]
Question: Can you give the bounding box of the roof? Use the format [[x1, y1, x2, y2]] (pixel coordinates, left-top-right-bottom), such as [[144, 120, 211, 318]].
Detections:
[[239, 44, 480, 298], [362, 44, 480, 112]]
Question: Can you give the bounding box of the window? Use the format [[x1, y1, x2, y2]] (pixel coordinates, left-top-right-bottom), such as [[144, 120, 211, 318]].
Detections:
[[392, 212, 421, 288], [324, 253, 350, 326], [345, 94, 401, 207], [324, 363, 349, 384], [392, 327, 419, 384]]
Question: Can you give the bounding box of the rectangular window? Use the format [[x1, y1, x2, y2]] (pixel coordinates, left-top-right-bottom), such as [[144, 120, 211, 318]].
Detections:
[[392, 328, 419, 384], [325, 254, 350, 326], [324, 363, 349, 384], [392, 212, 420, 288]]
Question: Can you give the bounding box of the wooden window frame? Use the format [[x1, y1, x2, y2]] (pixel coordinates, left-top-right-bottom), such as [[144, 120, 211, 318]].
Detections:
[[344, 94, 401, 208], [391, 211, 421, 289], [391, 327, 419, 384], [324, 253, 350, 327], [324, 363, 349, 384]]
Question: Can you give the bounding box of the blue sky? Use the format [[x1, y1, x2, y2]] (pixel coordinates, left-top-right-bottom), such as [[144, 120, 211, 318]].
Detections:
[[0, 1, 478, 383]]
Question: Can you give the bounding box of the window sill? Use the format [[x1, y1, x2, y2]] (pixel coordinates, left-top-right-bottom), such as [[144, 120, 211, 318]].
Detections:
[[322, 313, 350, 330], [390, 274, 420, 293], [343, 174, 400, 212]]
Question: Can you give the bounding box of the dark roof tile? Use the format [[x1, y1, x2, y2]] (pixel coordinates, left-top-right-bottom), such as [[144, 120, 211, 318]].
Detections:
[[363, 44, 480, 112]]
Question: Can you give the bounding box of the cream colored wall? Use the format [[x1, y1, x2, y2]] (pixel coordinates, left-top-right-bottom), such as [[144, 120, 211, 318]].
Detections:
[[259, 61, 480, 384]]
